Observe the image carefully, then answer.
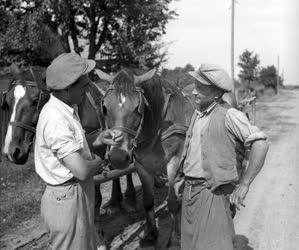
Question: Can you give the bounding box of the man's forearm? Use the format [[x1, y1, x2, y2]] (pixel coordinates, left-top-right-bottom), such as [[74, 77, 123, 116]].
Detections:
[[240, 140, 269, 186]]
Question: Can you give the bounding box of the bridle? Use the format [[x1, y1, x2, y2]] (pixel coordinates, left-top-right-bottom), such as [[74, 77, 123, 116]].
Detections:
[[3, 80, 50, 134], [102, 85, 150, 151]]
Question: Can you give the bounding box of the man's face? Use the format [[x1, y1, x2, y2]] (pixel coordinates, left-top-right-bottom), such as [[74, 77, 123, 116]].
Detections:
[[68, 74, 90, 105], [192, 81, 223, 110]]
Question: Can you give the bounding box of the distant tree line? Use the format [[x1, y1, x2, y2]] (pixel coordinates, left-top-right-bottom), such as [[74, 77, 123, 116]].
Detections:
[[237, 49, 283, 94]]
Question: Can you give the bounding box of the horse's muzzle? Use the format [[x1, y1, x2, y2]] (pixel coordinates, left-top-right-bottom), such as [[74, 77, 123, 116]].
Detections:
[[7, 144, 30, 164], [108, 147, 132, 170]]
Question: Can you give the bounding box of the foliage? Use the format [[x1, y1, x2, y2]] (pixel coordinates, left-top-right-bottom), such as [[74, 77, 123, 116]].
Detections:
[[0, 0, 176, 70], [161, 63, 195, 89], [259, 65, 283, 91], [238, 49, 260, 83], [0, 7, 64, 66]]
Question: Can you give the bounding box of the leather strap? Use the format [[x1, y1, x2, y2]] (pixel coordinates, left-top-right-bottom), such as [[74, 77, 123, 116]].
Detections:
[[9, 121, 36, 134]]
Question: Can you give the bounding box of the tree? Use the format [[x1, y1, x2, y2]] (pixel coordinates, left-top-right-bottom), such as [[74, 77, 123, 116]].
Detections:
[[0, 8, 64, 66], [259, 65, 283, 91], [0, 0, 176, 70], [161, 63, 195, 89], [238, 50, 260, 84]]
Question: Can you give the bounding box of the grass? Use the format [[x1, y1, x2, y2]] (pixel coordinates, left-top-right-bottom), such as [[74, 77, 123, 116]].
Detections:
[[0, 155, 45, 236]]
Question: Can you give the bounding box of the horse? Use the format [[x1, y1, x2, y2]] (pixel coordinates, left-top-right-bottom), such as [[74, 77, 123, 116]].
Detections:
[[95, 67, 195, 247], [0, 63, 142, 247]]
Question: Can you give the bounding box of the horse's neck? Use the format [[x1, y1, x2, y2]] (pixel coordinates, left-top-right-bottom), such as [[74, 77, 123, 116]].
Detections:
[[137, 86, 165, 143], [78, 92, 102, 134]]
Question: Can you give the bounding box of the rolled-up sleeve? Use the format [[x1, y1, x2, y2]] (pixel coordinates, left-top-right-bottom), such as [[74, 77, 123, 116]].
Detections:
[[43, 119, 82, 159], [225, 108, 267, 149]]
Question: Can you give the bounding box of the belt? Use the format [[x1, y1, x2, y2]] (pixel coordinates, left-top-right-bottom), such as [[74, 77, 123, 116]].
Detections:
[[184, 176, 207, 186], [46, 177, 78, 187]]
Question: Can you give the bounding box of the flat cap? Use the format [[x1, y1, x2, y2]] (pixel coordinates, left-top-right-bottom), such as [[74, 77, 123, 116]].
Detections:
[[46, 53, 96, 90], [188, 64, 233, 92]]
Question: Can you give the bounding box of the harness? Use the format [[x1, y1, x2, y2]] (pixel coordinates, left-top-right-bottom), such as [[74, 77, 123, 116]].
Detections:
[[2, 80, 50, 134], [103, 84, 190, 163], [102, 85, 150, 150]]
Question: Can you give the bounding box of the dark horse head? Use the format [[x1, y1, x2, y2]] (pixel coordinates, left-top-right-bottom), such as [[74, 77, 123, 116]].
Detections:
[[95, 68, 164, 169], [1, 64, 49, 164]]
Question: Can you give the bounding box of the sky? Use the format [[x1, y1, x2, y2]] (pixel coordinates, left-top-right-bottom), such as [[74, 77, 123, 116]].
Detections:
[[163, 0, 299, 85]]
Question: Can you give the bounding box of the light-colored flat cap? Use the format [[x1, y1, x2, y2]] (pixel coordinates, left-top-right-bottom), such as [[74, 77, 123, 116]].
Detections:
[[46, 53, 96, 90], [188, 64, 233, 92]]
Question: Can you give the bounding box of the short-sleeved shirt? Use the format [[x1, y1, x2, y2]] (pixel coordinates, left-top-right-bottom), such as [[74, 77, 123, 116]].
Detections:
[[183, 102, 267, 178], [34, 94, 92, 185]]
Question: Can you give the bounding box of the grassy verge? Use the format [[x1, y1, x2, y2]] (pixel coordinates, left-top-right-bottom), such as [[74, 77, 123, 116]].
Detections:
[[0, 154, 45, 236]]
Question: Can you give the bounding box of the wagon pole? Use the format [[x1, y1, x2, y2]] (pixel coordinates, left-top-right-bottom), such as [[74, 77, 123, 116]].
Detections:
[[110, 200, 168, 249]]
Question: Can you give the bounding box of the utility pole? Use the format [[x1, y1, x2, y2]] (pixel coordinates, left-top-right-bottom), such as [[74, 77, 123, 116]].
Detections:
[[231, 0, 238, 102], [276, 55, 280, 94], [231, 0, 235, 82]]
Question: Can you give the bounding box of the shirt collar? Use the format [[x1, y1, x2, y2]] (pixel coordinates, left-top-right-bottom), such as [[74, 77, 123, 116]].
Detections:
[[49, 94, 76, 115], [196, 101, 218, 117]]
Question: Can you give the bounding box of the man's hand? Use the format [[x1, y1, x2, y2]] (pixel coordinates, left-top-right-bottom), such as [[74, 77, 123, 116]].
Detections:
[[92, 130, 123, 147], [229, 183, 249, 210]]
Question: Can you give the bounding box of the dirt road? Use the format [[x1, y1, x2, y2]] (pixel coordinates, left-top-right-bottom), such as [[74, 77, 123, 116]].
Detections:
[[234, 89, 299, 250]]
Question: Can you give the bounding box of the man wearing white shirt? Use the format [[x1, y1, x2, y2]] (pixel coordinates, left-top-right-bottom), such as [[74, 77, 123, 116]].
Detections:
[[35, 53, 121, 250]]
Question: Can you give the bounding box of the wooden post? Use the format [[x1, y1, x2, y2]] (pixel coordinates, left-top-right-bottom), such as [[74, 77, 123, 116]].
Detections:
[[276, 55, 280, 94], [231, 0, 238, 104]]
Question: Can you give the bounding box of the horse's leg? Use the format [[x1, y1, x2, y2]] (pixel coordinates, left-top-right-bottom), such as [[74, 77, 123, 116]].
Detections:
[[136, 162, 158, 247], [94, 185, 109, 249], [95, 184, 102, 211], [166, 155, 182, 248], [124, 173, 137, 211], [102, 178, 123, 215]]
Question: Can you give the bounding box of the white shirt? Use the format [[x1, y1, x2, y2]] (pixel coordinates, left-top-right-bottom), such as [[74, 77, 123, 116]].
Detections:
[[34, 94, 92, 185]]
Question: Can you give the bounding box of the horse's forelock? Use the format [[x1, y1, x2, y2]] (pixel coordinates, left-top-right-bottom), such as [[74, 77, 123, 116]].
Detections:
[[112, 70, 136, 96]]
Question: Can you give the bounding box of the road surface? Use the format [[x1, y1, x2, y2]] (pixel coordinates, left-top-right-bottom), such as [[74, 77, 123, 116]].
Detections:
[[234, 89, 299, 250]]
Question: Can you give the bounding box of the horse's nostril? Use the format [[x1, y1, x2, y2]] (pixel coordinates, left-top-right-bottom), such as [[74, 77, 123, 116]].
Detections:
[[125, 154, 130, 163], [12, 147, 21, 160]]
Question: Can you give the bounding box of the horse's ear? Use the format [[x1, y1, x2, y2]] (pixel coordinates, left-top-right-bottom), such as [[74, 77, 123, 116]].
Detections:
[[10, 63, 23, 81], [30, 66, 49, 93], [95, 69, 114, 84], [134, 68, 156, 85]]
